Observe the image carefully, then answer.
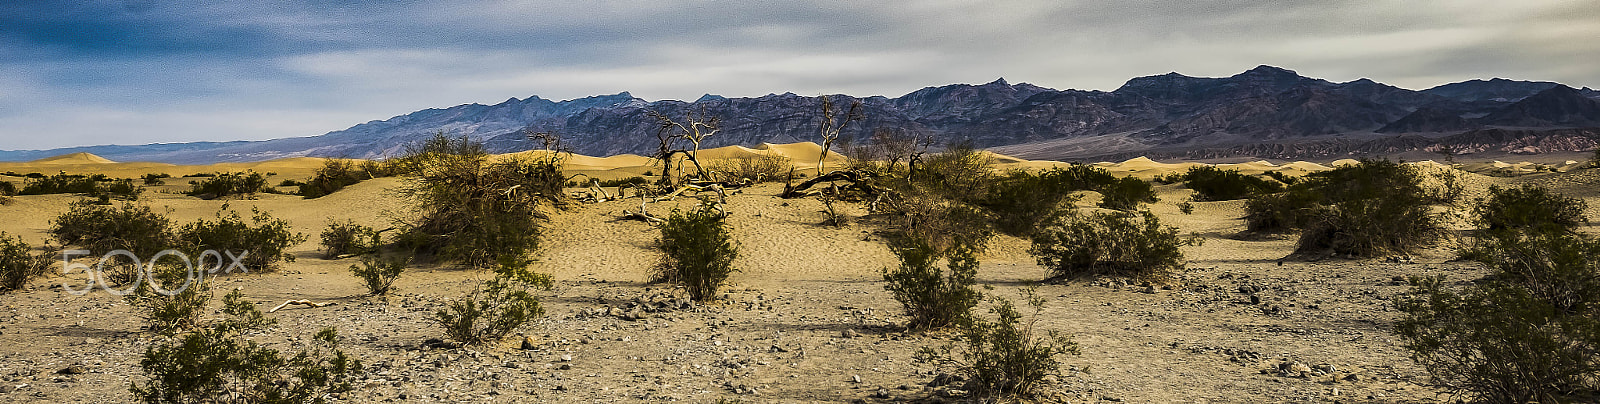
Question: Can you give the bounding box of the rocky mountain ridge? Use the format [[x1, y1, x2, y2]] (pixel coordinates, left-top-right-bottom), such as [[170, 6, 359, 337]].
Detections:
[[4, 66, 1599, 164]]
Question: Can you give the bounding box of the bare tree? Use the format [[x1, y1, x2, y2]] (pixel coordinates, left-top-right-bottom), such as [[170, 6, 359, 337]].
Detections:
[[817, 95, 863, 176], [648, 107, 721, 188]]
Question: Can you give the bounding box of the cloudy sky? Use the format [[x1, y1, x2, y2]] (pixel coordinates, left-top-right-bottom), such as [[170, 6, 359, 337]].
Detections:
[[3, 0, 1598, 150]]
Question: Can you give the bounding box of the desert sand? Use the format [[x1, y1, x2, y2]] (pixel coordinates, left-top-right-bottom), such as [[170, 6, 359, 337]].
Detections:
[[1, 145, 1594, 403]]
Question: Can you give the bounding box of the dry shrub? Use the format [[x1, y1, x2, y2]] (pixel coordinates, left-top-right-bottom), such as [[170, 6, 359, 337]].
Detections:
[[1179, 165, 1284, 201], [1030, 210, 1190, 282], [0, 232, 42, 293], [299, 159, 366, 199], [1246, 159, 1448, 256], [431, 255, 551, 345], [706, 154, 793, 183], [320, 220, 379, 259], [49, 201, 173, 285], [185, 171, 269, 199], [173, 206, 305, 273], [918, 287, 1079, 401], [350, 255, 406, 296]]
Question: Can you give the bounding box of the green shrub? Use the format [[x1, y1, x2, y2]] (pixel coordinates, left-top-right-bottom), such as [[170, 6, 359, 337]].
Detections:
[[1096, 176, 1158, 211], [141, 173, 170, 186], [397, 134, 566, 268], [918, 287, 1079, 400], [1179, 166, 1283, 201], [131, 289, 360, 404], [20, 172, 141, 201], [1244, 159, 1447, 256], [882, 240, 981, 330], [50, 202, 173, 284], [1177, 201, 1194, 215], [173, 206, 305, 272], [1030, 211, 1189, 282], [351, 255, 406, 296], [432, 255, 551, 345], [125, 261, 211, 335], [1263, 170, 1300, 185], [656, 202, 739, 302], [914, 143, 995, 202], [981, 169, 1081, 236], [0, 232, 42, 293], [883, 195, 994, 257], [185, 171, 269, 199], [1472, 184, 1587, 236], [320, 220, 379, 259], [299, 159, 366, 199], [1397, 232, 1600, 403]]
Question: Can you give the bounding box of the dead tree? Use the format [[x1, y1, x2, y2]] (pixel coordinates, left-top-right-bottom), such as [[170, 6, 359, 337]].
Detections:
[[816, 95, 863, 176], [648, 108, 721, 189]]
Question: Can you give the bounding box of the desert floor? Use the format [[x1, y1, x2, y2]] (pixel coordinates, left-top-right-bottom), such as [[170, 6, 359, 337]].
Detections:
[[1, 149, 1598, 403]]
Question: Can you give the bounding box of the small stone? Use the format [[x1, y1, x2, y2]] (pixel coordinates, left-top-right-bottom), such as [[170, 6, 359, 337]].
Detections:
[[851, 374, 861, 383], [56, 365, 87, 375], [842, 329, 860, 338], [1249, 295, 1261, 305], [1142, 285, 1157, 294], [0, 385, 16, 394], [520, 336, 538, 350], [873, 388, 891, 398], [1343, 374, 1361, 382], [558, 364, 571, 370], [559, 354, 573, 362]]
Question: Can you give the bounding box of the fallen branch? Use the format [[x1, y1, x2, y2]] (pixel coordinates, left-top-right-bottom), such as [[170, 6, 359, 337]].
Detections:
[[269, 300, 337, 313], [781, 169, 883, 198]]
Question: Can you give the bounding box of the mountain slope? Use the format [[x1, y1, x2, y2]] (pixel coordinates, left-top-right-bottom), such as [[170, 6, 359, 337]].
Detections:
[[4, 66, 1598, 164]]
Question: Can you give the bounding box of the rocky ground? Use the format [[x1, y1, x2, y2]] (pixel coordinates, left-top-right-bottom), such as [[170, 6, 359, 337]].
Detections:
[[1, 169, 1593, 403]]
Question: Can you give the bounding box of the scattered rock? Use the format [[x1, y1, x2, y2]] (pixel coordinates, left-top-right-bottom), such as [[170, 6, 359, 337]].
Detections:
[[851, 374, 861, 383], [841, 329, 860, 338], [873, 388, 890, 398], [559, 354, 573, 362], [519, 336, 538, 350], [55, 365, 86, 375]]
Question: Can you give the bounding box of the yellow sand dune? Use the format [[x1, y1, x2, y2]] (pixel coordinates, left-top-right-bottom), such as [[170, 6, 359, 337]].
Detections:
[[28, 152, 116, 164]]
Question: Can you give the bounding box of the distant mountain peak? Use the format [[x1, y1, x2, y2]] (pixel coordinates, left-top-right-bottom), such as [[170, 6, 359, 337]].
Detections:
[[986, 77, 1009, 86], [1238, 65, 1298, 77]]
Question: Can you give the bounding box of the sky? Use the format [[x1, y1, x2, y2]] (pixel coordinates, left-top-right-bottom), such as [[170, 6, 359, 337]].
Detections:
[[3, 0, 1599, 150]]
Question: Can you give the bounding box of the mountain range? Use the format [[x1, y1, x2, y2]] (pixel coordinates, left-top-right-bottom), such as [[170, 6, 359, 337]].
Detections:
[[4, 65, 1600, 164]]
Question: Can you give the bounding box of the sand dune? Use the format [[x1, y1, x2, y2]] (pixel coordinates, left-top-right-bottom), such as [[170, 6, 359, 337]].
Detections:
[[29, 152, 116, 164]]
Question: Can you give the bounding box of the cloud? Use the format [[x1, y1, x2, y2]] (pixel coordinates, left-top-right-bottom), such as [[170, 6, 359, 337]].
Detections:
[[2, 0, 1598, 149]]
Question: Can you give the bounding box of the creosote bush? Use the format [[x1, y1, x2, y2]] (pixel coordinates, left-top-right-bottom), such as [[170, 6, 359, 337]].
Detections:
[[299, 159, 367, 199], [50, 201, 173, 284], [350, 255, 406, 296], [706, 154, 793, 183], [396, 133, 566, 268], [320, 220, 380, 259], [125, 261, 211, 335], [882, 240, 980, 330], [0, 232, 42, 293], [1030, 210, 1190, 282], [173, 206, 305, 272], [141, 173, 170, 186], [655, 201, 739, 302], [132, 289, 361, 404], [20, 172, 141, 201], [918, 287, 1079, 400], [431, 255, 552, 345], [1397, 187, 1599, 403], [185, 171, 270, 199], [1245, 159, 1448, 256], [1179, 165, 1284, 201]]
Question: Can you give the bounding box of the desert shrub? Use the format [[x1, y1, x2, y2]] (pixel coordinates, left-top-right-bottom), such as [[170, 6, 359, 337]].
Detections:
[[125, 261, 211, 335], [1177, 201, 1195, 214], [1263, 170, 1300, 185], [131, 289, 361, 404], [980, 169, 1081, 236], [350, 255, 406, 296], [707, 154, 793, 183], [50, 201, 173, 285], [1244, 159, 1446, 256], [1397, 232, 1600, 403], [185, 171, 270, 199], [596, 176, 649, 188], [0, 232, 42, 293], [1180, 166, 1283, 201], [914, 143, 995, 202], [884, 195, 995, 256], [1472, 184, 1587, 236], [843, 127, 924, 175], [20, 172, 141, 201], [655, 202, 739, 302], [172, 206, 305, 273], [432, 255, 552, 345], [141, 173, 170, 186], [396, 133, 565, 268], [0, 180, 15, 196], [1096, 176, 1158, 211], [882, 240, 981, 330], [319, 220, 379, 259], [299, 159, 365, 199], [918, 287, 1079, 400], [1030, 210, 1189, 282]]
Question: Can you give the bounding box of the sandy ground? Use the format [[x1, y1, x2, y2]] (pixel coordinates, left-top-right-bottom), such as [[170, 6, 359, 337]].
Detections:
[[0, 147, 1595, 403]]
